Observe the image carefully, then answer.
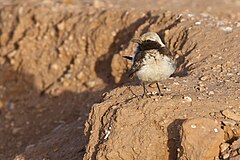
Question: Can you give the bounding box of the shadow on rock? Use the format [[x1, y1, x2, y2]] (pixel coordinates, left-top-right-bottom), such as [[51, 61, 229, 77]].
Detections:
[[167, 119, 186, 160], [159, 26, 197, 78], [94, 13, 150, 86]]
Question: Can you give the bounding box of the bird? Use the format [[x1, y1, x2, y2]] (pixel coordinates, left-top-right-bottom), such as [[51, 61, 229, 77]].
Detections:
[[123, 32, 176, 97]]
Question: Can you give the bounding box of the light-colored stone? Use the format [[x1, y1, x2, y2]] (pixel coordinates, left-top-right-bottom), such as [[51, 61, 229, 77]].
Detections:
[[221, 119, 236, 126], [200, 75, 208, 81], [222, 152, 230, 159], [76, 72, 84, 80], [208, 91, 215, 95], [64, 73, 71, 79], [50, 63, 59, 70], [220, 143, 230, 153], [220, 26, 233, 33], [183, 96, 192, 102], [86, 81, 96, 88], [57, 22, 65, 30]]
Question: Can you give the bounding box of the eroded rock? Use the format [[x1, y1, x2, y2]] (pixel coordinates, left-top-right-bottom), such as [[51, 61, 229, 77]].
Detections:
[[221, 109, 240, 121], [180, 117, 225, 160]]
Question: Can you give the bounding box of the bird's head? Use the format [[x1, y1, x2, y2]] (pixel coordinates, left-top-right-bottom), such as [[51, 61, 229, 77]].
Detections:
[[131, 32, 165, 47]]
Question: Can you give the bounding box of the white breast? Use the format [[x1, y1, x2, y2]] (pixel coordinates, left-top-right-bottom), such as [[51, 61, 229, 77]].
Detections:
[[136, 53, 176, 83]]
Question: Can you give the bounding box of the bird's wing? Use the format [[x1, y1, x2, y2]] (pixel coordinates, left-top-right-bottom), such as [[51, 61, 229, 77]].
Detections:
[[158, 46, 173, 57], [128, 50, 146, 78], [122, 56, 133, 61]]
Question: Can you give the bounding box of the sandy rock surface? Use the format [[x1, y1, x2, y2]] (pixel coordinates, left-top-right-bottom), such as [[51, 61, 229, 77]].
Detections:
[[180, 118, 224, 160], [0, 0, 240, 160]]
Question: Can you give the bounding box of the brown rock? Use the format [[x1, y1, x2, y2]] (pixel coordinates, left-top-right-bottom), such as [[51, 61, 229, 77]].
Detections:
[[180, 118, 225, 160], [220, 143, 230, 153], [230, 155, 240, 160], [221, 119, 237, 126], [223, 125, 235, 141], [231, 138, 240, 151], [221, 109, 240, 121]]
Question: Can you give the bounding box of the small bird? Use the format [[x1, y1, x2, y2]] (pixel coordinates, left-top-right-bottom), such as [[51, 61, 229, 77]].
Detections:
[[123, 32, 176, 97]]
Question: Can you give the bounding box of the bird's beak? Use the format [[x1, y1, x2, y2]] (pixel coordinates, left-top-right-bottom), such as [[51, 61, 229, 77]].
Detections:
[[131, 39, 142, 44]]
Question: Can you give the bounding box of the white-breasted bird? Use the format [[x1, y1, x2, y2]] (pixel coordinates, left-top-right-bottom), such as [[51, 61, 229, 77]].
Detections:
[[124, 32, 176, 97]]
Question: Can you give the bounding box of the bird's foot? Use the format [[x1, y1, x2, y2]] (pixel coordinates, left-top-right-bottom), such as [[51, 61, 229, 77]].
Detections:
[[156, 92, 163, 97]]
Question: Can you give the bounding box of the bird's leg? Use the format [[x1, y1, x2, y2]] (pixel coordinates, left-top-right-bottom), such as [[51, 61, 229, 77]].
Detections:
[[156, 82, 163, 96], [142, 82, 149, 98], [127, 86, 139, 100]]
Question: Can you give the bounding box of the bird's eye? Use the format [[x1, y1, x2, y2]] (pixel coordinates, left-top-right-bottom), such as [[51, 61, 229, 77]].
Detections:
[[137, 46, 143, 50]]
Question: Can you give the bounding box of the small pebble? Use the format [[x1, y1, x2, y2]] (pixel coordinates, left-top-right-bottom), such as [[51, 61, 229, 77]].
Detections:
[[111, 31, 116, 36], [220, 26, 233, 33], [7, 102, 15, 111], [63, 81, 70, 87], [214, 128, 219, 133], [12, 128, 21, 135], [222, 152, 230, 159], [183, 96, 192, 102], [151, 91, 158, 95], [208, 91, 215, 95], [7, 51, 17, 58], [198, 86, 205, 92], [64, 73, 71, 79], [50, 63, 59, 70], [57, 22, 65, 30], [173, 82, 179, 85], [200, 75, 208, 81], [226, 73, 234, 76], [195, 21, 201, 25], [86, 81, 96, 88], [191, 124, 197, 128], [68, 35, 74, 41], [10, 59, 15, 65]]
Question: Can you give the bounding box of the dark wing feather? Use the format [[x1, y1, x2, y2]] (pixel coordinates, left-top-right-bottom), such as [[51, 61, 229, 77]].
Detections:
[[141, 40, 172, 57], [158, 46, 172, 57], [122, 56, 133, 61], [128, 50, 146, 78]]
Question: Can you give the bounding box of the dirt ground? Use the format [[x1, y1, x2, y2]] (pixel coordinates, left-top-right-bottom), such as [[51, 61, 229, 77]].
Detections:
[[0, 0, 239, 160]]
